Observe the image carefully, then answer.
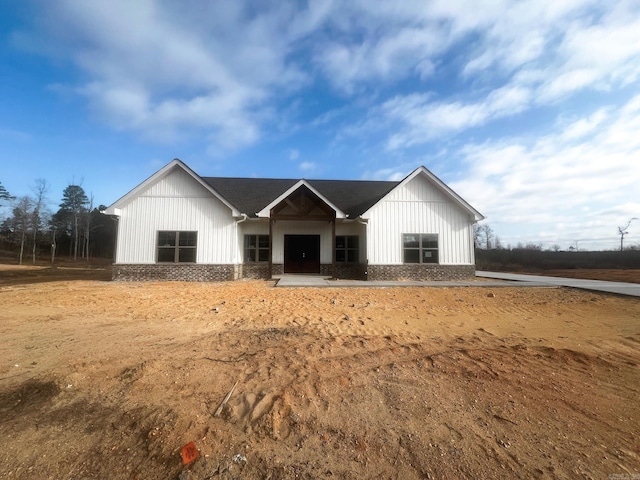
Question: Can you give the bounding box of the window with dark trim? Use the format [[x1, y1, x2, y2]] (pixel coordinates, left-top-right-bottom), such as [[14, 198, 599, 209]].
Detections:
[[157, 231, 197, 263], [336, 235, 359, 263], [244, 234, 269, 262], [403, 234, 438, 264]]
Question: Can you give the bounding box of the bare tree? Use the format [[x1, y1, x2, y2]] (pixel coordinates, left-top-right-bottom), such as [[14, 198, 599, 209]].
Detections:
[[12, 196, 33, 265], [30, 179, 49, 264], [474, 223, 495, 250], [51, 224, 57, 264], [618, 218, 638, 251]]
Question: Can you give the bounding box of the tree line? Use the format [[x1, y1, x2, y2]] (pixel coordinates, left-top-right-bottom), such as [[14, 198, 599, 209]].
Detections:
[[474, 222, 639, 253], [0, 180, 115, 264], [473, 222, 640, 271]]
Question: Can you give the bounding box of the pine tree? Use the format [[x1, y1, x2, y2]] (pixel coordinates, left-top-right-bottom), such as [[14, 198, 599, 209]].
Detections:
[[0, 181, 13, 206], [58, 185, 89, 260]]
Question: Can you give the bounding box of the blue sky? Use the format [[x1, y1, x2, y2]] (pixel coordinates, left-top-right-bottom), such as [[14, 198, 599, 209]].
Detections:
[[1, 0, 640, 251]]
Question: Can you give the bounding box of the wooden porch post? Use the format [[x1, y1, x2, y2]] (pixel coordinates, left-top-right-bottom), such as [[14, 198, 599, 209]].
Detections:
[[331, 217, 336, 279], [268, 217, 273, 279]]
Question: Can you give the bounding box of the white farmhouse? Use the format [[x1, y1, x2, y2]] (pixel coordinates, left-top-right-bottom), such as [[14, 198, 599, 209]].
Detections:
[[103, 159, 484, 281]]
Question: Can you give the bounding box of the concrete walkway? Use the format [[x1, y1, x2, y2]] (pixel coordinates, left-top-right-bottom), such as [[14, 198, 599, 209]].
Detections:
[[274, 273, 640, 297], [273, 275, 548, 289], [476, 271, 640, 297]]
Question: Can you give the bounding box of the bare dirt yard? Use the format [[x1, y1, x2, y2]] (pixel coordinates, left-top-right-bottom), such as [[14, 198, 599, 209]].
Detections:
[[1, 264, 639, 479]]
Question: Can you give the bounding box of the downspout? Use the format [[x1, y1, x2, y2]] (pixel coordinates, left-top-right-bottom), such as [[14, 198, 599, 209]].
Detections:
[[234, 214, 249, 279]]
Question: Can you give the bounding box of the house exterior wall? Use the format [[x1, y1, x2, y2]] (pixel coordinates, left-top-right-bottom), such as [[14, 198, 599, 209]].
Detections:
[[365, 173, 475, 266], [109, 162, 478, 282], [114, 167, 237, 265]]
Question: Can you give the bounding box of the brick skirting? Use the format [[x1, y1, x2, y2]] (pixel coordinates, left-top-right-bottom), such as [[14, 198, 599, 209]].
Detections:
[[112, 263, 475, 282], [321, 263, 368, 280], [366, 264, 476, 281], [240, 263, 271, 279], [113, 264, 237, 282]]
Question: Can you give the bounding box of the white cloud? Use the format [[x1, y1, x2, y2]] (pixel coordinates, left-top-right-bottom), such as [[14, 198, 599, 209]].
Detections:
[[360, 163, 415, 181], [20, 0, 311, 152], [450, 95, 640, 249], [299, 161, 317, 173], [380, 85, 532, 150], [352, 0, 640, 151], [17, 0, 640, 159], [558, 108, 609, 142]]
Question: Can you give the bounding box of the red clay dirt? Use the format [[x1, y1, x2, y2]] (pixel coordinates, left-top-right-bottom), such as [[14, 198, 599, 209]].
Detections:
[[1, 264, 639, 479]]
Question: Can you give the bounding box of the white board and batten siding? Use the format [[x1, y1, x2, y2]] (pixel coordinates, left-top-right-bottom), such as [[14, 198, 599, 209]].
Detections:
[[114, 167, 237, 264], [365, 173, 475, 265]]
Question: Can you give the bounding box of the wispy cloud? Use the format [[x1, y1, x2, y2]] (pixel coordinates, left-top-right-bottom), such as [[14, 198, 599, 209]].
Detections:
[[449, 94, 640, 249], [0, 127, 32, 142], [289, 149, 300, 161], [17, 0, 312, 151], [299, 161, 317, 173], [342, 0, 640, 152], [16, 1, 640, 155]]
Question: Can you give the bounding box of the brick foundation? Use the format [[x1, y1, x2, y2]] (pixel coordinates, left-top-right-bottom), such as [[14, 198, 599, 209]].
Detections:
[[366, 264, 476, 281], [112, 263, 476, 282], [113, 264, 238, 282], [240, 263, 271, 279], [321, 263, 368, 280]]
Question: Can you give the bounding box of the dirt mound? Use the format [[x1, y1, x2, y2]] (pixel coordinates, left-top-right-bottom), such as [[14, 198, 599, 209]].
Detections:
[[1, 275, 639, 479]]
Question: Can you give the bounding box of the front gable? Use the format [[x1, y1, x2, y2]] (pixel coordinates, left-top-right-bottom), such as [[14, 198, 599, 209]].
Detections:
[[271, 184, 336, 220], [107, 160, 239, 265], [363, 166, 484, 222], [104, 159, 240, 216], [256, 180, 346, 219]]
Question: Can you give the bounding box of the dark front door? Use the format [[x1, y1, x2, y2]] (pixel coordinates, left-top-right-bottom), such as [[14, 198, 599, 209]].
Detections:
[[284, 235, 320, 273]]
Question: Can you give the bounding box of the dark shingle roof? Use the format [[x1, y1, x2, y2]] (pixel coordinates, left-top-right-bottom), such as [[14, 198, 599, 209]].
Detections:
[[202, 177, 398, 218]]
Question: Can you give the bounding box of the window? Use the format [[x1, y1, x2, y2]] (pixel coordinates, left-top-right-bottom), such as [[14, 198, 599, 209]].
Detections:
[[336, 235, 359, 263], [244, 235, 269, 262], [403, 234, 438, 264], [157, 231, 197, 263]]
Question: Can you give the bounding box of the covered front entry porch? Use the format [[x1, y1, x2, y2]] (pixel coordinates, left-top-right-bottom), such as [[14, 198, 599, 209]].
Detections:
[[266, 183, 338, 278]]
